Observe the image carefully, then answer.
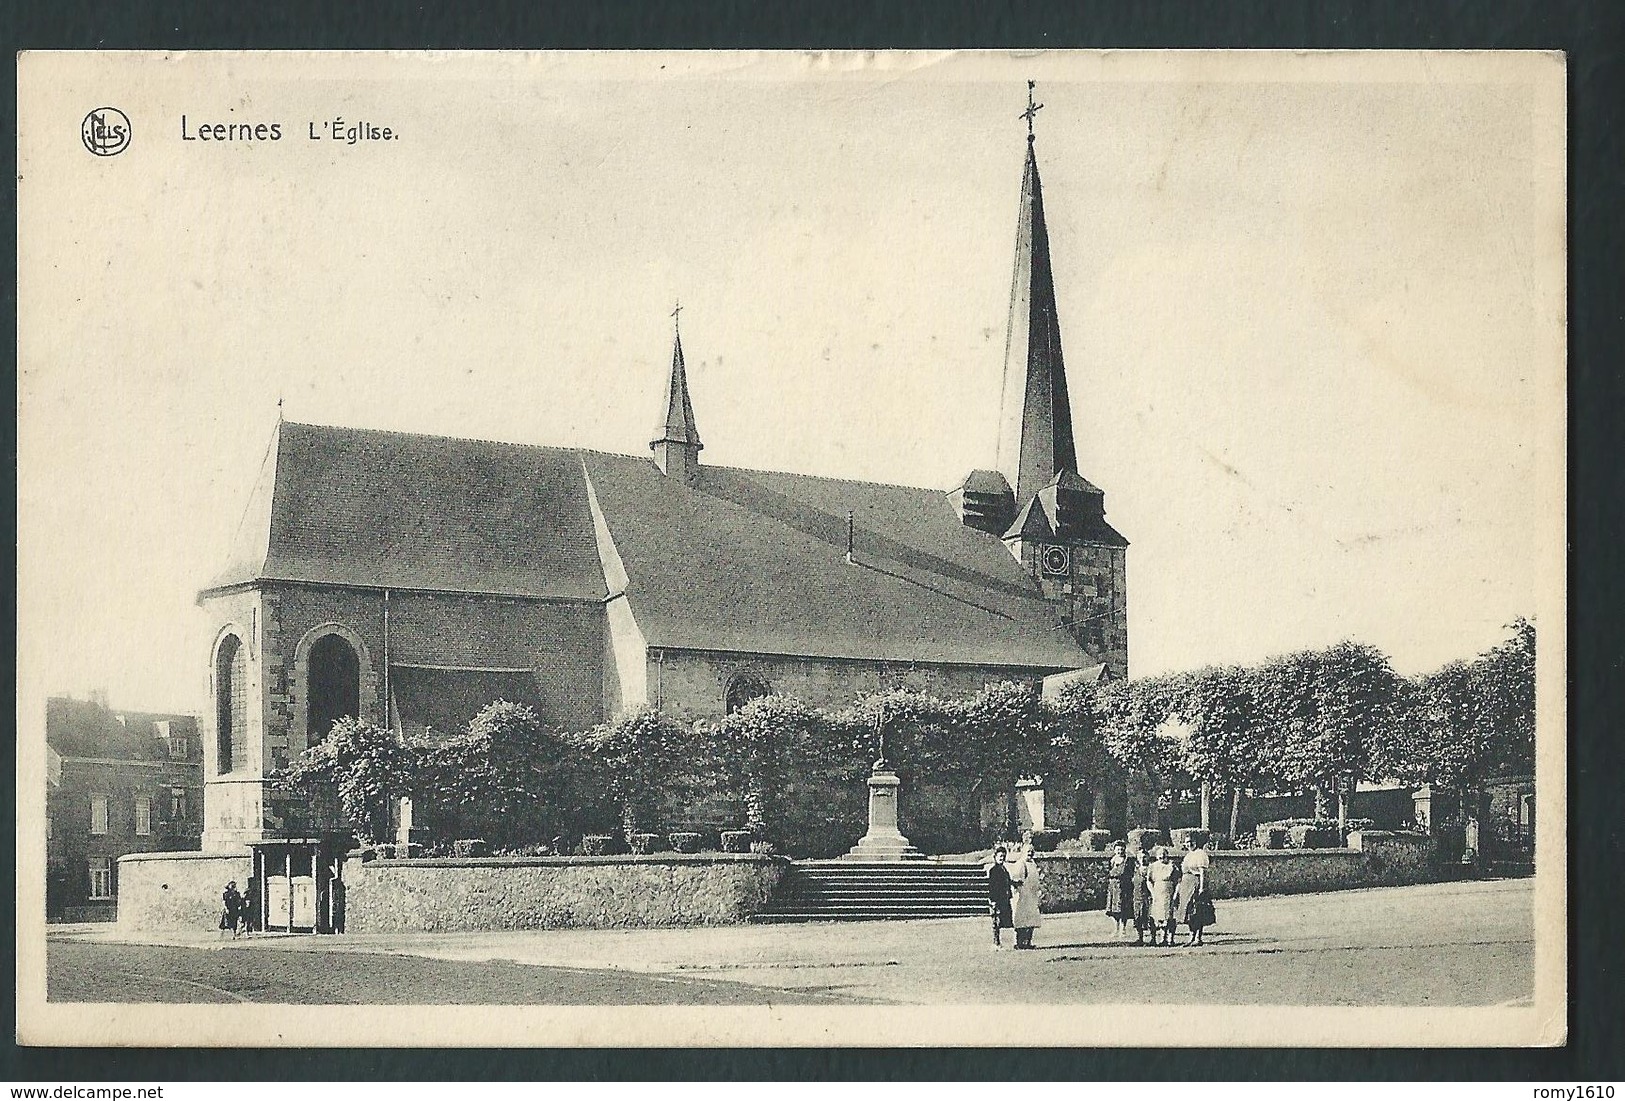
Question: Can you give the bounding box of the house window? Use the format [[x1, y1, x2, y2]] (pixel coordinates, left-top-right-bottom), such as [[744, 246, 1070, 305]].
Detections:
[[135, 795, 151, 836], [170, 788, 187, 821], [90, 795, 109, 835], [169, 737, 188, 759], [88, 857, 113, 900]]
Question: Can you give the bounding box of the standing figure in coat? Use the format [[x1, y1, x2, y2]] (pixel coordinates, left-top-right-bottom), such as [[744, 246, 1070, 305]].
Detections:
[[986, 844, 1014, 948], [219, 880, 244, 938], [1008, 838, 1044, 949], [1104, 840, 1135, 939]]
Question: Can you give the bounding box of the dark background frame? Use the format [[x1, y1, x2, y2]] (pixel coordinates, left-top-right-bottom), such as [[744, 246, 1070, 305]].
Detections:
[[4, 0, 1621, 1082]]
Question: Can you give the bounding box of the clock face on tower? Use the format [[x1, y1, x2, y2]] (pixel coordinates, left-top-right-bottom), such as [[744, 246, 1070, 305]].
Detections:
[[1040, 544, 1071, 577]]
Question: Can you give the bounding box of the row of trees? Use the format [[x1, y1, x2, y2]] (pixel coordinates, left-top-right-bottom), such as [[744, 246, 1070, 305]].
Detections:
[[276, 619, 1534, 853], [1095, 619, 1535, 837]]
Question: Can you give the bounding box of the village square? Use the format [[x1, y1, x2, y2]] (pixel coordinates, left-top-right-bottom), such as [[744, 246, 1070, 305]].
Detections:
[[29, 65, 1548, 1015]]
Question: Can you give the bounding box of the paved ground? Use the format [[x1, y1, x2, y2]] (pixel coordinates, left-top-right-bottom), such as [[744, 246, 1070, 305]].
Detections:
[[48, 877, 1533, 1006]]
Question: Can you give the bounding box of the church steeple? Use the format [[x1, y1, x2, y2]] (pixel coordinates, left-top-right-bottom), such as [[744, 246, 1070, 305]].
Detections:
[[650, 305, 702, 484], [995, 82, 1078, 505]]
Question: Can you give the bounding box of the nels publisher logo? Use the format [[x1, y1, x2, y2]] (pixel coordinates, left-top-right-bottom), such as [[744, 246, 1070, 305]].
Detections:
[[81, 107, 131, 156]]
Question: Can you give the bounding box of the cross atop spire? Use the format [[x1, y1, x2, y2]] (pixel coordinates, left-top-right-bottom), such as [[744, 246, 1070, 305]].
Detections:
[[670, 298, 683, 331], [1020, 80, 1043, 143]]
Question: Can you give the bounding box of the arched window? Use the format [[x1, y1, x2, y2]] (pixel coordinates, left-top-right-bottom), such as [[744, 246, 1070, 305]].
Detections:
[[306, 633, 361, 742], [215, 634, 246, 775], [724, 673, 771, 715]]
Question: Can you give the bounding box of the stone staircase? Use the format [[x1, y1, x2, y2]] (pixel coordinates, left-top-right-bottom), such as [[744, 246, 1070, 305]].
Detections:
[[752, 860, 988, 923]]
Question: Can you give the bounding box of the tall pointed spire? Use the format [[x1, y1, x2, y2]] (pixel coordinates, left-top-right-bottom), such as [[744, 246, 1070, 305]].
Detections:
[[996, 82, 1078, 505], [651, 304, 703, 484]]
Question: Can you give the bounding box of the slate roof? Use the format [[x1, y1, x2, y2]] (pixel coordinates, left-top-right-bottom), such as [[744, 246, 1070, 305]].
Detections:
[[46, 697, 199, 761], [208, 422, 606, 600], [207, 421, 1094, 671]]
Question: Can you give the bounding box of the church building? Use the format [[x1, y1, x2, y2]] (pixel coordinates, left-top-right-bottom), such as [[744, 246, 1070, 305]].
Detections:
[[197, 99, 1129, 852]]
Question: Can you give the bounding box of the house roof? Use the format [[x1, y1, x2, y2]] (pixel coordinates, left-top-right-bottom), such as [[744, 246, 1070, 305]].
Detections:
[[46, 697, 198, 760], [206, 421, 1095, 671]]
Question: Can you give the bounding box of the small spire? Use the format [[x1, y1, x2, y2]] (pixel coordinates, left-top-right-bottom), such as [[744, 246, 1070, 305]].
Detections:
[[276, 393, 284, 422], [1020, 80, 1043, 144], [651, 312, 703, 483]]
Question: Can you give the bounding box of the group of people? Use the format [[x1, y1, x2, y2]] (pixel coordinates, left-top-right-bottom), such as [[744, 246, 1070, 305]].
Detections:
[[985, 832, 1217, 950], [984, 838, 1044, 948], [1105, 836, 1216, 946]]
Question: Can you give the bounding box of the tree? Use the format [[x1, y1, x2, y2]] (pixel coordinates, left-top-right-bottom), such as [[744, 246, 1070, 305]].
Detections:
[[576, 709, 706, 840], [1371, 618, 1536, 792], [959, 681, 1050, 793], [1469, 617, 1536, 778], [713, 694, 828, 838], [1176, 664, 1267, 835], [1097, 672, 1192, 829], [276, 716, 415, 844], [412, 701, 583, 848]]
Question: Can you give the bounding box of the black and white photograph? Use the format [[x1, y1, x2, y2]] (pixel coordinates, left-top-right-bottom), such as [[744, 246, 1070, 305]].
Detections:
[[15, 50, 1566, 1048]]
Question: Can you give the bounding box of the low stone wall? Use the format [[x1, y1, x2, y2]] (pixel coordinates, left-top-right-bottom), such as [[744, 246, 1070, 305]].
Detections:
[[117, 851, 252, 934], [1034, 830, 1433, 913], [343, 853, 790, 933]]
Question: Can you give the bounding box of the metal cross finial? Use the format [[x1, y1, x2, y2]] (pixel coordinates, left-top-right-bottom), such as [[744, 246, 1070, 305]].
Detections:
[[1021, 80, 1043, 142], [670, 299, 683, 332]]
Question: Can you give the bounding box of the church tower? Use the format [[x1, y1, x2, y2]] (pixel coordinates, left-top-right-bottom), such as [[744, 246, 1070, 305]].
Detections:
[[990, 83, 1129, 677], [650, 310, 702, 485]]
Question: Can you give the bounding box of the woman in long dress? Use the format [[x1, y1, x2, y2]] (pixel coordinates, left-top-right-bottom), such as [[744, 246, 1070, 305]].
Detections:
[[1175, 834, 1215, 946], [1146, 846, 1180, 947], [1104, 840, 1135, 939], [1008, 842, 1044, 949]]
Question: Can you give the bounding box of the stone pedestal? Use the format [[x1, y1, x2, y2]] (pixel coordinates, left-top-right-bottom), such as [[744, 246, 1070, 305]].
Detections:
[[1016, 778, 1045, 832], [842, 766, 924, 861], [394, 796, 429, 857]]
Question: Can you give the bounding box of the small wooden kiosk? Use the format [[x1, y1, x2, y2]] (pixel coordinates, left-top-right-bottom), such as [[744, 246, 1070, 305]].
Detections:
[[248, 837, 349, 934]]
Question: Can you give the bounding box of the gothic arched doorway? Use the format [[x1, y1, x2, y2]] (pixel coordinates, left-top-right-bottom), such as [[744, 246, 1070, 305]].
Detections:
[[306, 633, 361, 742]]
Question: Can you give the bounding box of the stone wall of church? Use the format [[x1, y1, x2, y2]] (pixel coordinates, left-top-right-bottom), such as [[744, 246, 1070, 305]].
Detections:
[[647, 648, 1059, 718], [1010, 540, 1128, 678], [255, 583, 606, 751]]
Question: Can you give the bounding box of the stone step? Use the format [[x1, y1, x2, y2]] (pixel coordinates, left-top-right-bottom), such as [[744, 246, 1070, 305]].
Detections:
[[752, 911, 986, 923], [756, 861, 998, 922]]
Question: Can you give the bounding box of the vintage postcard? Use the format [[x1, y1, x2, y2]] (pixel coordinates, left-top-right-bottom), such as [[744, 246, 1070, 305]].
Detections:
[[16, 50, 1566, 1047]]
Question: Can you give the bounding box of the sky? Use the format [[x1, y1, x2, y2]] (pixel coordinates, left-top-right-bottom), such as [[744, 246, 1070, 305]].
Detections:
[[17, 51, 1565, 714]]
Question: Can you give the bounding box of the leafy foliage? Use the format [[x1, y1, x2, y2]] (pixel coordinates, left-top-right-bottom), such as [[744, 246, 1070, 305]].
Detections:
[[576, 708, 710, 839], [710, 694, 830, 835], [276, 716, 414, 844], [1371, 619, 1536, 789], [412, 701, 583, 848]]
